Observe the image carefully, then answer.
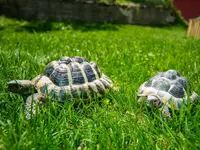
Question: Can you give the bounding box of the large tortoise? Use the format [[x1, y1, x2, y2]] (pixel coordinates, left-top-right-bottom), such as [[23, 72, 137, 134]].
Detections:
[[8, 56, 113, 118], [138, 70, 198, 118]]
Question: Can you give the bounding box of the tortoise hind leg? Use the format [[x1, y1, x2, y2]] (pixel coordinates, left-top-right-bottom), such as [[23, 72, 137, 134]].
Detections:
[[25, 93, 45, 119]]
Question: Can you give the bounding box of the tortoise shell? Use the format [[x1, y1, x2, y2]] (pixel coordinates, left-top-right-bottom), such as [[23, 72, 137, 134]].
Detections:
[[33, 56, 113, 101], [138, 70, 198, 109]]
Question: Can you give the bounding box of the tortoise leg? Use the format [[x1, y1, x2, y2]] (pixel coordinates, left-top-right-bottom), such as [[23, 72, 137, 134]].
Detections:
[[190, 92, 199, 103], [161, 105, 171, 119], [25, 93, 45, 119]]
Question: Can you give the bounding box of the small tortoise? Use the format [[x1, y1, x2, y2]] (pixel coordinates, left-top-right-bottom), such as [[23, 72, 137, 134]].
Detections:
[[138, 70, 198, 118], [8, 56, 113, 118]]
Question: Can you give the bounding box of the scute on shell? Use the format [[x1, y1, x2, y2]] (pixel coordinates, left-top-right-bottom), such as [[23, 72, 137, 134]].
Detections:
[[160, 70, 181, 80], [168, 82, 185, 98], [151, 78, 170, 91], [71, 56, 89, 63]]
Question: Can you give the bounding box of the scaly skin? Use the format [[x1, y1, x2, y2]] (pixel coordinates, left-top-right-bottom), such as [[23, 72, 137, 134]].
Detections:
[[8, 80, 35, 95], [25, 93, 45, 119], [8, 76, 45, 119]]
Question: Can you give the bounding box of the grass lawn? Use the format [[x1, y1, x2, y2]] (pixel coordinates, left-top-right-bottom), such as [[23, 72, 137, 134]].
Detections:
[[0, 16, 200, 149]]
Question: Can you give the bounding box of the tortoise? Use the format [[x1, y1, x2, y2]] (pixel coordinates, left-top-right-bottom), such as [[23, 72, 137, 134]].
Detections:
[[137, 69, 198, 118], [8, 56, 113, 118]]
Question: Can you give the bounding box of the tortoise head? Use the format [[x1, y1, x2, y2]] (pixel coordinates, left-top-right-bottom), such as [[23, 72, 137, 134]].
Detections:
[[8, 80, 35, 95], [146, 95, 163, 108], [138, 87, 163, 108]]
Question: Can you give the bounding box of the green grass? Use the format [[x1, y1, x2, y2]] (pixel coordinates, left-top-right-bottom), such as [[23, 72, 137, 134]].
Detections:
[[0, 16, 200, 149]]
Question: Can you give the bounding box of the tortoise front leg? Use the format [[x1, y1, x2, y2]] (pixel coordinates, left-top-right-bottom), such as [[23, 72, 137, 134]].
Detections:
[[25, 93, 45, 119], [190, 92, 199, 103], [161, 105, 171, 120]]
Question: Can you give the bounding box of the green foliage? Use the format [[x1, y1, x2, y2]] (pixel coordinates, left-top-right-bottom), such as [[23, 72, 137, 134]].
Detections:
[[172, 7, 188, 27], [127, 0, 167, 4], [59, 0, 172, 6], [0, 16, 200, 149], [114, 0, 173, 6]]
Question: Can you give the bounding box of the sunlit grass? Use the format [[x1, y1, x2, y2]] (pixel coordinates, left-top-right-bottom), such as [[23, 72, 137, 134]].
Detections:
[[0, 16, 200, 149]]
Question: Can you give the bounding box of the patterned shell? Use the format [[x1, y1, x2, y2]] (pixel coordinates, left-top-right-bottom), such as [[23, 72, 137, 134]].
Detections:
[[138, 70, 198, 108], [34, 56, 113, 101]]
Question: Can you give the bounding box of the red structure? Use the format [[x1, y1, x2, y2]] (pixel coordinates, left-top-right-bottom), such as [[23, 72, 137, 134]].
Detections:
[[173, 0, 200, 20]]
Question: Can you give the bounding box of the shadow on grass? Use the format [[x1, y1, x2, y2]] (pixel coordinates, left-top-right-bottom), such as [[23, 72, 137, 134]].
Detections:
[[0, 26, 4, 31], [16, 21, 55, 33], [15, 20, 119, 33]]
